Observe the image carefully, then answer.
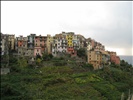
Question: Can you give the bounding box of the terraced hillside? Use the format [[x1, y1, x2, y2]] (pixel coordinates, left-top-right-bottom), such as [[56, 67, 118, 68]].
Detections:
[[1, 61, 133, 100]]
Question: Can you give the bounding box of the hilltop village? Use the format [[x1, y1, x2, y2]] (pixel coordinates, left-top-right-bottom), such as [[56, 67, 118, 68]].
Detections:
[[1, 32, 120, 70]]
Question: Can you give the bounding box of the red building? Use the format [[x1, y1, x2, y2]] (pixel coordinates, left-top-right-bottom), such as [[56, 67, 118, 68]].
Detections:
[[67, 47, 77, 56], [108, 51, 120, 65], [110, 55, 120, 65]]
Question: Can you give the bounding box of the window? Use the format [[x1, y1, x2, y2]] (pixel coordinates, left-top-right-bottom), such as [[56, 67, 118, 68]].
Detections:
[[37, 49, 39, 52]]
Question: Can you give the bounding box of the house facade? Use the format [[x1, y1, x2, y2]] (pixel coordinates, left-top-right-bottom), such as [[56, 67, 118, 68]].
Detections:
[[108, 51, 120, 65], [1, 33, 9, 55], [34, 35, 47, 56], [52, 36, 58, 56], [8, 34, 15, 50], [47, 34, 53, 54], [17, 36, 28, 56], [52, 33, 68, 56], [27, 34, 36, 49], [87, 50, 102, 70]]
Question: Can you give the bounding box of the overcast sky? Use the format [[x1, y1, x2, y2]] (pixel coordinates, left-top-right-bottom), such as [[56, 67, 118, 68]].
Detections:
[[1, 1, 133, 56]]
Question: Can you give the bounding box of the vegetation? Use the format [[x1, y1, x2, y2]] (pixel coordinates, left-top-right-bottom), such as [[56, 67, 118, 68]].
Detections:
[[1, 54, 133, 100], [77, 48, 87, 61]]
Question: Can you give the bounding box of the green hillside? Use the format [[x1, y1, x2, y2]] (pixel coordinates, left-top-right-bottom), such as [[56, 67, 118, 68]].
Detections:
[[1, 56, 133, 100]]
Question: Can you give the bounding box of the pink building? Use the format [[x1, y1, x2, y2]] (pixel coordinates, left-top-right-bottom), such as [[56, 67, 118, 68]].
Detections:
[[110, 55, 120, 65], [34, 35, 47, 57], [109, 51, 120, 65], [34, 47, 42, 56]]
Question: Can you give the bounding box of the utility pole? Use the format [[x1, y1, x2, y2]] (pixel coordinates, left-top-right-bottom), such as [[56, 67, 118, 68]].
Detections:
[[121, 92, 124, 100], [127, 89, 131, 100]]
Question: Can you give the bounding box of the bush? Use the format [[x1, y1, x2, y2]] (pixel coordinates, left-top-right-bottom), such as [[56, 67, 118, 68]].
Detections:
[[53, 61, 67, 66], [43, 53, 53, 61], [82, 63, 93, 70]]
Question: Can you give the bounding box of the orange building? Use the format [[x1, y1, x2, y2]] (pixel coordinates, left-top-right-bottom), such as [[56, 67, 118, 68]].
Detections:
[[17, 35, 24, 47]]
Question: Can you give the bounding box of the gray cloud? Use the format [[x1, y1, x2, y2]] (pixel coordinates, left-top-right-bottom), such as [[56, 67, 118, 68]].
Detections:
[[1, 1, 132, 55], [59, 1, 132, 51]]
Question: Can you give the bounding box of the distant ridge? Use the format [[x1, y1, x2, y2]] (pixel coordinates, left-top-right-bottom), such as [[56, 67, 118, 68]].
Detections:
[[119, 55, 133, 65]]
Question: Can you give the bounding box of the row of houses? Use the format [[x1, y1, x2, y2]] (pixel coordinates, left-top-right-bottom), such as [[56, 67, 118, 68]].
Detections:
[[0, 32, 120, 69]]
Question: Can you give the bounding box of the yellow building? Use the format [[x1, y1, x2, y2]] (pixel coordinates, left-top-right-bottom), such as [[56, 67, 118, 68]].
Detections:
[[66, 32, 74, 47], [87, 50, 102, 70], [47, 34, 53, 54]]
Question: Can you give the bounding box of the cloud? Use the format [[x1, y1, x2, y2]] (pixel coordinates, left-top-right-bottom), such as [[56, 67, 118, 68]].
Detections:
[[1, 1, 132, 55]]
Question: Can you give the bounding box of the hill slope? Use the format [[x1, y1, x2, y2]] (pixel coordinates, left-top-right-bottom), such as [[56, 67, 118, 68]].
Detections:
[[1, 62, 133, 100]]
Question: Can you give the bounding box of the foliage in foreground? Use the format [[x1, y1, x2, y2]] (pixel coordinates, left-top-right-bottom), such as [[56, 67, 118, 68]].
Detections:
[[1, 54, 133, 99], [1, 60, 133, 100]]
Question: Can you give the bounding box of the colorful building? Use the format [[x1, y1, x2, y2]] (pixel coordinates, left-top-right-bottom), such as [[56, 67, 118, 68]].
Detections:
[[26, 34, 36, 57], [52, 33, 68, 56], [1, 32, 121, 68], [34, 35, 47, 56], [73, 35, 80, 50], [47, 34, 53, 54], [101, 51, 110, 65], [27, 34, 36, 49], [1, 33, 9, 55], [34, 47, 42, 56], [66, 32, 77, 56], [8, 34, 15, 50], [66, 32, 74, 47], [77, 34, 85, 48], [108, 51, 120, 65], [1, 34, 15, 55], [87, 50, 102, 70], [16, 36, 28, 56], [52, 36, 58, 56]]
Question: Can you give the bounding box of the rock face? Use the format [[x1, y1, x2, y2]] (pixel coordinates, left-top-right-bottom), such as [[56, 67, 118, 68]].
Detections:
[[1, 68, 10, 75]]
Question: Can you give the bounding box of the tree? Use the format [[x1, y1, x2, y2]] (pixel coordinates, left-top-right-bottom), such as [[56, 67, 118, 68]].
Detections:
[[82, 63, 94, 70], [42, 53, 53, 61], [77, 48, 87, 61], [18, 57, 28, 68], [36, 58, 41, 65]]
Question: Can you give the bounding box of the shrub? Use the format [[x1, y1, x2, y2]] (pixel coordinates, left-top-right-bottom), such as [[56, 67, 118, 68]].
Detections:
[[53, 61, 67, 66], [82, 63, 94, 70]]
